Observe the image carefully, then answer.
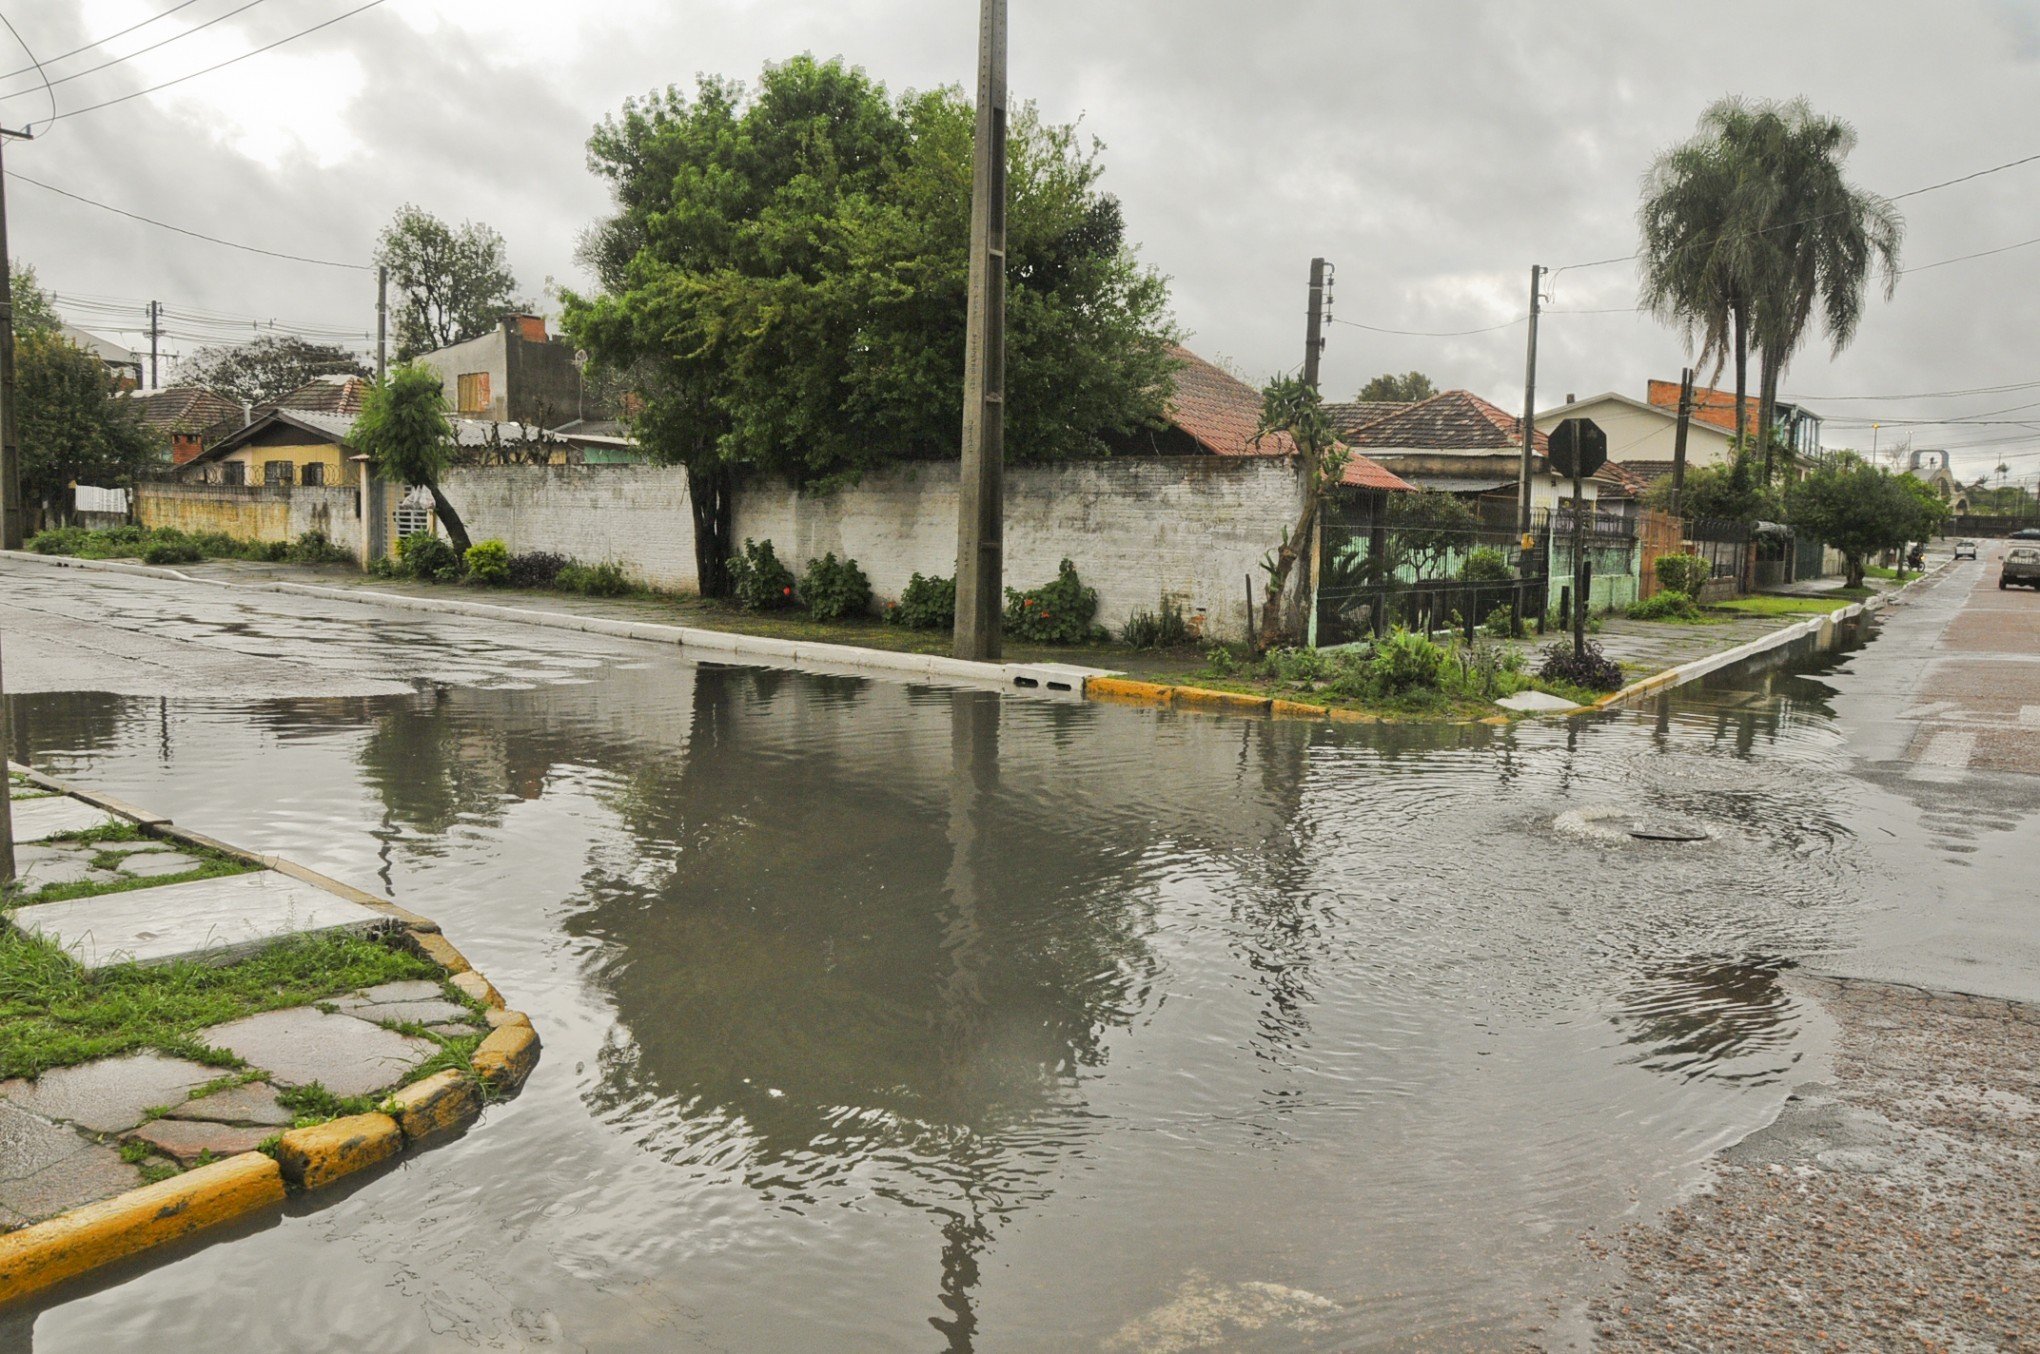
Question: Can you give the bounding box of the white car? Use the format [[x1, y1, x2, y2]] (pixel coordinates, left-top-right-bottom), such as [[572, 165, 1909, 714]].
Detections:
[[1953, 540, 1978, 560]]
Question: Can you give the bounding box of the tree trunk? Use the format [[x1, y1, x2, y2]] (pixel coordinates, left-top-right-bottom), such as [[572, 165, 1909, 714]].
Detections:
[[424, 479, 472, 557], [688, 462, 734, 599], [1844, 552, 1865, 590], [1257, 490, 1321, 651], [1732, 305, 1749, 457], [1757, 354, 1781, 486]]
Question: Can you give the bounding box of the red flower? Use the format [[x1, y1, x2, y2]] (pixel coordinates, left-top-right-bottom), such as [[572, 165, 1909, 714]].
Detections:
[[782, 586, 793, 596], [1023, 598, 1034, 607]]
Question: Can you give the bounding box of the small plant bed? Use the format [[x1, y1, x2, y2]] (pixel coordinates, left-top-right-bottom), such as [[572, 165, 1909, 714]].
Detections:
[[1711, 594, 1860, 617], [26, 524, 351, 566], [3, 821, 260, 910]]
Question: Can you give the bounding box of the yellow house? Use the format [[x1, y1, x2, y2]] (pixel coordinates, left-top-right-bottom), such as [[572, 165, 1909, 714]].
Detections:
[[177, 410, 363, 488]]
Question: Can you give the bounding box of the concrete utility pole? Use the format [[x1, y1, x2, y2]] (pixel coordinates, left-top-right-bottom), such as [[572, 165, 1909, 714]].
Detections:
[[1302, 257, 1330, 391], [1514, 264, 1546, 540], [375, 266, 388, 383], [1669, 366, 1694, 518], [953, 0, 1008, 662], [0, 125, 30, 552], [147, 301, 160, 389]]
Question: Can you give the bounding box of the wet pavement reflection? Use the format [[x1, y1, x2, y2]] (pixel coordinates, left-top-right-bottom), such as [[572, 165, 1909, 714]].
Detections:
[[0, 567, 2029, 1352]]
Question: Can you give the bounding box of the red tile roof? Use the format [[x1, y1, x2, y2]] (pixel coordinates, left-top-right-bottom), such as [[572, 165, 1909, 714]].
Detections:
[[1164, 346, 1411, 491], [129, 386, 243, 433], [1323, 400, 1411, 439], [265, 375, 373, 416], [1342, 389, 1548, 454]]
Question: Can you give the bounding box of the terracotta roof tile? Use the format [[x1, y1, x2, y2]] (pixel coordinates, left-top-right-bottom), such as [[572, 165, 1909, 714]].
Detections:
[[1323, 400, 1411, 439], [128, 386, 243, 433], [264, 375, 373, 416], [1339, 454, 1415, 492], [1164, 345, 1296, 458], [1343, 389, 1548, 454]]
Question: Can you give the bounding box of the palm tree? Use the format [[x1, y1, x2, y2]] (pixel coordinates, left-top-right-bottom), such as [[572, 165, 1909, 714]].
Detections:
[[354, 364, 473, 555]]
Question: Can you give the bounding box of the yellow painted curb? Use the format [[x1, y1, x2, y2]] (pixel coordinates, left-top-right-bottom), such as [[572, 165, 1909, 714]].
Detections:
[[1171, 685, 1274, 713], [451, 969, 503, 1008], [1269, 699, 1330, 720], [1084, 677, 1176, 706], [0, 1153, 284, 1308], [484, 1008, 533, 1031], [471, 1023, 541, 1092], [387, 1071, 481, 1143], [275, 1114, 402, 1191], [1326, 707, 1379, 724], [406, 931, 471, 974]]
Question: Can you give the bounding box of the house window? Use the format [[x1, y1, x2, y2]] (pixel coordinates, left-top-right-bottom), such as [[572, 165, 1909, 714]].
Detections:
[[300, 463, 325, 487], [456, 371, 491, 415], [220, 461, 246, 486], [263, 460, 294, 486]]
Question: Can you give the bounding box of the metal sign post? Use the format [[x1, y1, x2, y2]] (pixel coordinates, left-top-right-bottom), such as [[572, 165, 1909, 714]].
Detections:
[[1546, 418, 1608, 658]]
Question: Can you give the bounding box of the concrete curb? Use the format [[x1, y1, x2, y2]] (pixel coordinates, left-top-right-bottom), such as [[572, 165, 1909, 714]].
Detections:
[[0, 767, 539, 1309], [0, 550, 1107, 700]]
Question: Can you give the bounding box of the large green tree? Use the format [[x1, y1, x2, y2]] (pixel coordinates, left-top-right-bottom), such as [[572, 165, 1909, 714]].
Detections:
[[8, 262, 61, 334], [354, 365, 472, 554], [175, 335, 369, 406], [375, 205, 524, 360], [1786, 457, 1945, 587], [1643, 450, 1777, 524], [1354, 371, 1435, 403], [16, 330, 162, 522], [562, 56, 1178, 597]]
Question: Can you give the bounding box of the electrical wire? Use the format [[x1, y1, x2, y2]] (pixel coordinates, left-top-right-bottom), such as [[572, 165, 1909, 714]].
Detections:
[[0, 0, 276, 102], [1327, 314, 1526, 338], [0, 8, 57, 131], [45, 0, 390, 123], [1, 0, 204, 79], [8, 171, 374, 270]]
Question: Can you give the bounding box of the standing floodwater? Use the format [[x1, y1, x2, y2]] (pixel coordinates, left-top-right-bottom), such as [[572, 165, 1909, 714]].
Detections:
[[0, 568, 1983, 1351]]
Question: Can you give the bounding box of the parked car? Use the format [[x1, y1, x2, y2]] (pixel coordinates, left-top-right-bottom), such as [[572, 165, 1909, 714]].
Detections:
[[2002, 546, 2040, 590], [1953, 540, 1978, 560], [2010, 527, 2040, 541]]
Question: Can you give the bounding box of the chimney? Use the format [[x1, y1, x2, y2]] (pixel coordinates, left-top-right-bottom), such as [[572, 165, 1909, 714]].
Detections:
[[242, 400, 252, 428], [1564, 393, 1575, 405]]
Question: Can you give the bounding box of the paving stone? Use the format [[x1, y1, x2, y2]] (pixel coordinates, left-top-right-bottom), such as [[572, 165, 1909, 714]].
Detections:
[[163, 1080, 294, 1127], [115, 851, 202, 879], [14, 857, 122, 890], [346, 979, 445, 1005], [199, 1007, 434, 1099], [92, 841, 170, 856], [0, 1053, 220, 1133], [126, 1118, 273, 1165], [7, 869, 388, 971], [1497, 689, 1583, 713], [0, 1102, 139, 1223], [8, 797, 117, 843], [334, 997, 471, 1027], [424, 1022, 478, 1038]]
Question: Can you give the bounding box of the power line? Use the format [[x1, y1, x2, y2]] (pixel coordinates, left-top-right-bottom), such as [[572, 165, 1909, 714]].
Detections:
[[0, 9, 57, 131], [7, 170, 374, 270], [0, 0, 204, 80], [0, 0, 276, 103], [1327, 314, 1526, 338], [47, 0, 391, 124]]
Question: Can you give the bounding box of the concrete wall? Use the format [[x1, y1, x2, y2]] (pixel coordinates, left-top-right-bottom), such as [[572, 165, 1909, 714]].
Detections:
[[138, 483, 361, 544], [439, 456, 1306, 641], [1534, 399, 1738, 471], [412, 320, 588, 426]]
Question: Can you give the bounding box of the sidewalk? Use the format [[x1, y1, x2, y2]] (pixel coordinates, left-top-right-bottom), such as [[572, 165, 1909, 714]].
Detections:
[[0, 768, 539, 1306]]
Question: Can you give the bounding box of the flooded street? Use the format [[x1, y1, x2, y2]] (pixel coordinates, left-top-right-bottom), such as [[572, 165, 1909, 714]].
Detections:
[[1, 561, 2031, 1351]]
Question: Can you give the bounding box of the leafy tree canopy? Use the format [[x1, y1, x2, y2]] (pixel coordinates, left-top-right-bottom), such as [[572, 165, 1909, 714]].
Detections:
[[375, 205, 524, 360], [16, 330, 163, 507], [1785, 458, 1946, 587], [9, 261, 62, 334], [1354, 371, 1435, 403], [1643, 450, 1779, 523], [174, 335, 369, 406], [354, 365, 472, 553]]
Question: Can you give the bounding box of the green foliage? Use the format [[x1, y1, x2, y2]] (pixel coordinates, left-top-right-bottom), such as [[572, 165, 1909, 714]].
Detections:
[[375, 204, 523, 361], [1480, 606, 1519, 638], [288, 530, 351, 564], [397, 531, 463, 582], [174, 335, 368, 406], [506, 551, 569, 589], [1354, 371, 1435, 403], [16, 329, 164, 507], [141, 536, 202, 565], [1121, 599, 1191, 649], [1653, 552, 1712, 595], [463, 538, 510, 585], [886, 572, 956, 630], [356, 365, 473, 554], [1645, 451, 1777, 523], [10, 262, 62, 334], [555, 561, 631, 597], [25, 524, 328, 566], [1538, 640, 1624, 691], [1458, 547, 1513, 583], [727, 538, 798, 610], [1786, 460, 1947, 586], [800, 552, 872, 621], [1004, 559, 1100, 644], [1369, 627, 1446, 694], [1385, 490, 1479, 577], [1626, 590, 1703, 621]]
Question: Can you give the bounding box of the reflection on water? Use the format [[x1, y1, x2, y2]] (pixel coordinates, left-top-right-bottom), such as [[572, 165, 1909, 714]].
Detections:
[[0, 613, 1992, 1352]]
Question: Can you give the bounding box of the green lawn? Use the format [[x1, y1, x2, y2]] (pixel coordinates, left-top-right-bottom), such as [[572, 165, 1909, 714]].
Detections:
[[1709, 592, 1865, 617]]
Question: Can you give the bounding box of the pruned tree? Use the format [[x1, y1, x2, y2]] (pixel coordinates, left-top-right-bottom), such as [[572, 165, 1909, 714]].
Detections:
[[1785, 457, 1946, 588], [175, 335, 369, 406], [1354, 371, 1435, 403], [375, 205, 523, 360], [354, 365, 472, 554], [1251, 376, 1344, 650]]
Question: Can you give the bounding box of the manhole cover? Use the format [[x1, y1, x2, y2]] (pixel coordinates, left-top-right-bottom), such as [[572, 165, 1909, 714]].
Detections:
[[1554, 806, 1714, 844], [1626, 819, 1711, 842]]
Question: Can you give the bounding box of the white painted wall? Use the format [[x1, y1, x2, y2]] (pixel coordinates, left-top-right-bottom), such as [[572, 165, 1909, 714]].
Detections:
[[440, 457, 1306, 640], [1534, 398, 1738, 470]]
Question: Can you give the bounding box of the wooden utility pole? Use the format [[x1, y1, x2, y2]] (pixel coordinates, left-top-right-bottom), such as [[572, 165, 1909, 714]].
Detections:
[[953, 0, 1008, 662], [1302, 257, 1329, 391], [375, 266, 388, 383], [147, 301, 160, 389], [0, 126, 29, 551], [1514, 264, 1545, 540], [1669, 366, 1694, 518]]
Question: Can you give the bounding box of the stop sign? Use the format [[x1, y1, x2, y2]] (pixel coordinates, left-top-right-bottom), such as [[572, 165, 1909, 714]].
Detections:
[[1546, 417, 1608, 479]]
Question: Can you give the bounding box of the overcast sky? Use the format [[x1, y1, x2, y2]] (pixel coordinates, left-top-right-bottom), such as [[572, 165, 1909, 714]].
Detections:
[[7, 0, 2039, 485]]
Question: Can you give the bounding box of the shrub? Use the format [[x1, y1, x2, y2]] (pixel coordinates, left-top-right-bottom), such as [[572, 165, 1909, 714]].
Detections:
[[1205, 644, 1240, 677], [26, 526, 88, 555], [1259, 646, 1330, 686], [726, 538, 797, 611], [463, 538, 510, 585], [1538, 639, 1625, 691], [288, 530, 350, 564], [886, 573, 956, 630], [800, 552, 871, 621], [1654, 553, 1712, 597], [1626, 590, 1701, 621], [141, 536, 201, 565], [1458, 547, 1514, 583], [1122, 599, 1191, 650], [397, 531, 462, 582], [1369, 627, 1445, 694], [506, 551, 568, 589], [1480, 606, 1518, 638], [1003, 558, 1099, 645], [556, 561, 630, 597]]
